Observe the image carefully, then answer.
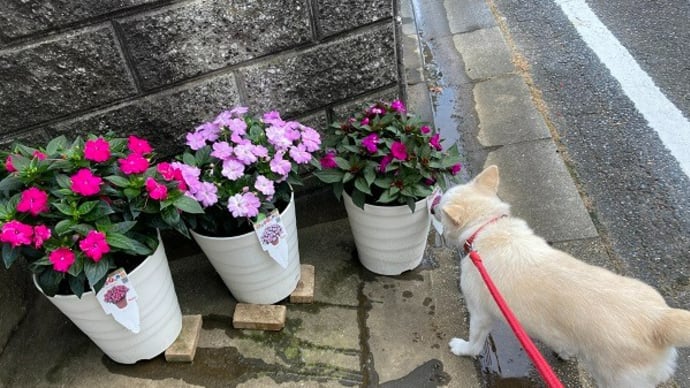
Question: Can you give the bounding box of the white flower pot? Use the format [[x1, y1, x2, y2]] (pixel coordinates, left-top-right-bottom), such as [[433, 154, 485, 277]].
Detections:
[[35, 235, 182, 364], [190, 192, 301, 304], [343, 191, 431, 275]]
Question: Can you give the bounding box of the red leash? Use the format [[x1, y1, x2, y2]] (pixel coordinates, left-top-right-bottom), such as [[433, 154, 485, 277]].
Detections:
[[465, 217, 564, 388]]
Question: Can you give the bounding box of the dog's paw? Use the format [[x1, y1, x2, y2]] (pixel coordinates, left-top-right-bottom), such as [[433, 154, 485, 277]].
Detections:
[[449, 337, 477, 357]]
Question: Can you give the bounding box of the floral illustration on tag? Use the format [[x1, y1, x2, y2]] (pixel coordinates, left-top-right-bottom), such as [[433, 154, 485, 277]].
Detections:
[[104, 285, 130, 309]]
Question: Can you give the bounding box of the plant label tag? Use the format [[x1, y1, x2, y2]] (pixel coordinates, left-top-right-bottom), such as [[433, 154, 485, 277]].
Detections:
[[96, 268, 140, 333], [427, 187, 444, 235], [253, 210, 289, 268]]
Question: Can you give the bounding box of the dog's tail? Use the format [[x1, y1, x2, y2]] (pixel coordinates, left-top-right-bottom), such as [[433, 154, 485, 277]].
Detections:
[[656, 308, 690, 347]]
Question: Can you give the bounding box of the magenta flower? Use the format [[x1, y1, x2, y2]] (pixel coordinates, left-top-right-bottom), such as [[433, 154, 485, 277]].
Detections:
[[84, 138, 111, 162], [70, 168, 102, 196], [79, 230, 110, 262], [391, 142, 408, 160], [17, 187, 49, 216], [320, 152, 337, 169], [391, 99, 406, 113], [118, 153, 149, 175], [145, 177, 168, 200], [157, 162, 177, 181], [360, 117, 370, 126], [32, 150, 47, 160], [255, 175, 275, 196], [361, 133, 379, 153], [33, 224, 51, 248], [270, 153, 292, 177], [450, 163, 462, 175], [4, 155, 15, 172], [128, 135, 153, 155], [227, 192, 261, 218], [429, 133, 442, 151], [421, 125, 431, 134], [0, 220, 33, 247], [49, 247, 75, 273], [379, 154, 393, 172]]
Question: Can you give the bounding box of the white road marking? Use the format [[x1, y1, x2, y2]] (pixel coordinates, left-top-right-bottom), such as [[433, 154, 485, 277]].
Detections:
[[555, 0, 690, 178]]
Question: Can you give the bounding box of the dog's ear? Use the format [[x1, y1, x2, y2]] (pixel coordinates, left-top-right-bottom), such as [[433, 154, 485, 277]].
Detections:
[[474, 165, 499, 194], [442, 204, 465, 227]]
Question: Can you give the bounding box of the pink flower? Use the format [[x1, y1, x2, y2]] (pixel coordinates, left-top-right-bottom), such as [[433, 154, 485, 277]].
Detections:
[[128, 135, 152, 155], [289, 144, 312, 164], [360, 117, 370, 126], [79, 230, 110, 262], [361, 133, 379, 153], [227, 192, 261, 218], [157, 162, 176, 181], [299, 126, 321, 152], [255, 175, 275, 196], [0, 220, 33, 247], [33, 225, 51, 248], [186, 131, 207, 150], [70, 168, 102, 196], [320, 152, 337, 169], [32, 150, 47, 160], [49, 247, 75, 273], [191, 181, 218, 207], [450, 163, 462, 175], [430, 133, 442, 151], [391, 99, 406, 113], [195, 122, 220, 143], [145, 177, 168, 200], [211, 141, 233, 160], [84, 138, 111, 162], [234, 143, 258, 165], [269, 153, 292, 177], [17, 187, 49, 216], [391, 142, 408, 160], [221, 158, 245, 180], [118, 153, 149, 175], [421, 125, 431, 134], [379, 154, 393, 172], [5, 155, 15, 172]]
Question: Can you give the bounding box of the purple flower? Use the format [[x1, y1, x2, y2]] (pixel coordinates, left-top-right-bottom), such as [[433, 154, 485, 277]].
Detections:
[[172, 162, 201, 188], [360, 117, 370, 126], [227, 192, 261, 218], [421, 125, 431, 134], [230, 106, 248, 117], [379, 154, 393, 172], [221, 158, 244, 180], [211, 141, 233, 160], [361, 133, 379, 153], [227, 118, 247, 139], [192, 181, 219, 207], [300, 126, 321, 152], [391, 141, 408, 160], [450, 163, 462, 175], [270, 153, 292, 177], [391, 99, 406, 113], [289, 144, 312, 164], [195, 122, 220, 142], [234, 143, 258, 165], [252, 145, 269, 158], [213, 111, 234, 127], [266, 125, 293, 151], [186, 131, 207, 150], [262, 111, 285, 126], [255, 175, 275, 196]]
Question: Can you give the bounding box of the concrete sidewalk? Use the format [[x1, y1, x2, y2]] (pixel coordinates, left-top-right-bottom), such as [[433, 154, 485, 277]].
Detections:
[[0, 0, 609, 387]]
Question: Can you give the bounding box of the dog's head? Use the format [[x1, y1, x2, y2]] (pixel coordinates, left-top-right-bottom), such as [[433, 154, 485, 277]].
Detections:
[[433, 165, 510, 244]]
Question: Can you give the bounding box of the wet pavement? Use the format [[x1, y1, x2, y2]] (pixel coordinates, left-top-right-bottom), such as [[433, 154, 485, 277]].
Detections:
[[1, 0, 675, 387]]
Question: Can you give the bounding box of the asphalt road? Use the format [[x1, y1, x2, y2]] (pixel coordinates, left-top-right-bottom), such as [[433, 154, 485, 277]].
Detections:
[[490, 0, 690, 383]]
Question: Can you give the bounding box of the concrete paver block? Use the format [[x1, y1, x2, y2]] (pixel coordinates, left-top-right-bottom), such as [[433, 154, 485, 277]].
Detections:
[[165, 314, 202, 362], [233, 303, 286, 331], [453, 27, 514, 80], [290, 264, 315, 303]]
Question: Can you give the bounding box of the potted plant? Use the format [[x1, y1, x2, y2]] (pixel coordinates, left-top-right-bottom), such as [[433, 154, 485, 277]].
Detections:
[[173, 106, 321, 304], [314, 99, 462, 275], [0, 133, 203, 363]]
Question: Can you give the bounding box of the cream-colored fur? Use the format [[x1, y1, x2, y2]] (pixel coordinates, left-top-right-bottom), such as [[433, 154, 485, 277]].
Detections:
[[438, 165, 690, 388]]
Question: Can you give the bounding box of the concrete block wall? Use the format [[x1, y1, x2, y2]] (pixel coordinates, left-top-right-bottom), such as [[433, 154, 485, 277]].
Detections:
[[0, 0, 403, 355]]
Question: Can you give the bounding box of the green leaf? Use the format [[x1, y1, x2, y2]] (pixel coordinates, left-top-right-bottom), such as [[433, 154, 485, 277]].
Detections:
[[334, 157, 351, 170], [363, 166, 376, 187], [46, 135, 68, 155], [77, 200, 99, 216], [123, 187, 140, 200], [351, 189, 366, 210], [67, 255, 84, 277], [373, 176, 393, 189], [406, 197, 416, 213], [173, 195, 204, 214], [2, 244, 20, 269], [68, 273, 85, 298], [182, 152, 197, 166], [84, 259, 110, 289], [314, 169, 345, 184], [106, 233, 152, 256], [55, 219, 76, 236], [376, 189, 399, 204], [354, 177, 372, 195], [53, 202, 75, 217], [106, 221, 137, 234], [104, 175, 131, 188], [343, 172, 355, 183], [36, 269, 63, 297], [161, 205, 181, 227], [0, 175, 22, 193], [9, 154, 29, 173], [55, 174, 72, 190]]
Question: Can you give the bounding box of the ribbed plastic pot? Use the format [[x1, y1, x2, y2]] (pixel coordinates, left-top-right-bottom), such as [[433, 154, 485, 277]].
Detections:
[[343, 191, 431, 275], [190, 192, 301, 304], [35, 234, 182, 364]]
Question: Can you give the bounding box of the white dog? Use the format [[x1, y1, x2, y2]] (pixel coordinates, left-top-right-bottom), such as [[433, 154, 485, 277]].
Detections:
[[436, 165, 690, 388]]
